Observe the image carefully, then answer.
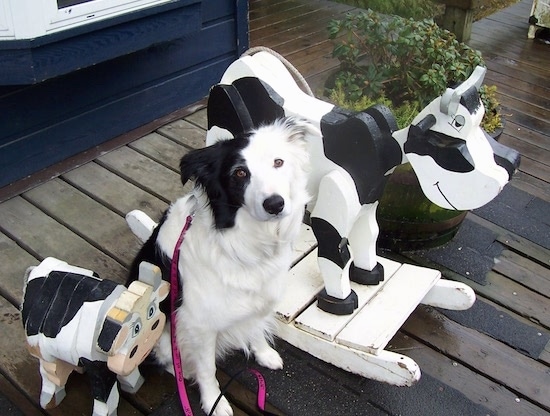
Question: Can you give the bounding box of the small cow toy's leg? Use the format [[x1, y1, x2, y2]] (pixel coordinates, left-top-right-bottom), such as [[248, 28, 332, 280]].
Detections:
[[311, 170, 360, 315], [81, 359, 119, 416], [38, 359, 74, 408], [118, 367, 144, 394]]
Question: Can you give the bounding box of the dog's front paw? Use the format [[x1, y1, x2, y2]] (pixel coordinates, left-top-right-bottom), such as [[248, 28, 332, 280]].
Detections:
[[203, 395, 233, 416], [255, 346, 283, 370]]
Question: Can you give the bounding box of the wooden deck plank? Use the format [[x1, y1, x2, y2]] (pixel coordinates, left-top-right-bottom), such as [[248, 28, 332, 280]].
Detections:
[[510, 155, 550, 183], [464, 210, 548, 258], [62, 162, 168, 221], [23, 179, 140, 268], [503, 120, 550, 153], [540, 341, 550, 365], [483, 55, 550, 89], [156, 118, 207, 150], [251, 3, 353, 53], [129, 132, 191, 172], [474, 42, 550, 72], [493, 249, 550, 297], [183, 108, 208, 130], [403, 306, 550, 410], [96, 146, 187, 204], [482, 270, 550, 328], [389, 332, 549, 416], [0, 372, 43, 416], [498, 96, 550, 131], [510, 171, 550, 203], [499, 135, 550, 168], [248, 0, 306, 24], [497, 232, 550, 267], [484, 70, 550, 107], [0, 197, 128, 287], [251, 2, 350, 40], [0, 232, 38, 307], [406, 251, 550, 330], [252, 5, 328, 40]]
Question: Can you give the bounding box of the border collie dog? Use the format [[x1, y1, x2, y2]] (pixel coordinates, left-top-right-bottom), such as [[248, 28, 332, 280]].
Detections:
[[128, 117, 311, 416]]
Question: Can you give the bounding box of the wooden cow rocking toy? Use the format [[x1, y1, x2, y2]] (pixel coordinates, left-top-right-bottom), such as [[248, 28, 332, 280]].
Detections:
[[126, 50, 520, 386], [205, 51, 519, 315]]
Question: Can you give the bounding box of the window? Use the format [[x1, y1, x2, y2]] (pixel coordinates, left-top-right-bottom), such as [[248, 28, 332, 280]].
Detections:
[[0, 0, 174, 40]]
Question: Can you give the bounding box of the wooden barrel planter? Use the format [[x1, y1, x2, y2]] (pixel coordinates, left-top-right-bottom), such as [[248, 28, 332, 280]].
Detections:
[[377, 163, 467, 251]]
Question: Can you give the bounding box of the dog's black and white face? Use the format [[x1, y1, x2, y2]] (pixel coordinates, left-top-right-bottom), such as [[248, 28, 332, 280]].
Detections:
[[181, 117, 310, 229]]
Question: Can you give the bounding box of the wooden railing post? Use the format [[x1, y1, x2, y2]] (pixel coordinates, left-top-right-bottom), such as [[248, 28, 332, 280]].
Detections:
[[435, 0, 480, 42]]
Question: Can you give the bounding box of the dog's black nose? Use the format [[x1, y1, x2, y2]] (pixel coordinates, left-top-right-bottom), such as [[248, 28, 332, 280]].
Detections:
[[263, 195, 285, 215]]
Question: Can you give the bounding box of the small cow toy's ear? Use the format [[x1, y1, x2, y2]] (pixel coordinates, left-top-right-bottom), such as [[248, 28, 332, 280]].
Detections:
[[138, 262, 169, 301]]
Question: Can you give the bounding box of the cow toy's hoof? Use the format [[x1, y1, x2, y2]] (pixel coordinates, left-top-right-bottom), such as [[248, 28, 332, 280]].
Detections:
[[118, 373, 145, 394], [350, 262, 384, 285], [40, 387, 66, 409], [317, 289, 358, 315]]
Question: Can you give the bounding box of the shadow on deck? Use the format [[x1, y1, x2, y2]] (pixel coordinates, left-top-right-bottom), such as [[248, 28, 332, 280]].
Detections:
[[0, 0, 548, 415]]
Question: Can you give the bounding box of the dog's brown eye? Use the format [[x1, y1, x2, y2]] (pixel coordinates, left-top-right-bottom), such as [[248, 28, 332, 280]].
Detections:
[[235, 168, 247, 178], [274, 159, 284, 168]]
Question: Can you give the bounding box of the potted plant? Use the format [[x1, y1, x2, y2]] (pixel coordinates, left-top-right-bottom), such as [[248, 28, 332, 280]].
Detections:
[[326, 10, 503, 249]]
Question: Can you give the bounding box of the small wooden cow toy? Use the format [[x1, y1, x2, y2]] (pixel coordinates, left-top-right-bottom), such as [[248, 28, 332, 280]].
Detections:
[[206, 51, 520, 315], [21, 257, 169, 416]]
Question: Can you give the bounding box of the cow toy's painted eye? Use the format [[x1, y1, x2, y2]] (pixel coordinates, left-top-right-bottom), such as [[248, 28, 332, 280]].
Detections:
[[451, 114, 466, 131], [132, 321, 142, 337], [274, 158, 284, 168], [147, 304, 156, 320]]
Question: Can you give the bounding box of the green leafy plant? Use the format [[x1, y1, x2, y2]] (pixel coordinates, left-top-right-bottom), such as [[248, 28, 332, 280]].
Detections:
[[328, 10, 485, 107], [334, 0, 441, 20], [327, 10, 503, 133], [328, 83, 420, 129], [479, 84, 503, 134]]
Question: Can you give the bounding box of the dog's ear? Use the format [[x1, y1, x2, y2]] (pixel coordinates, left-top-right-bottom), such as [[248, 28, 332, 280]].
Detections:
[[283, 117, 319, 145], [180, 145, 220, 187]]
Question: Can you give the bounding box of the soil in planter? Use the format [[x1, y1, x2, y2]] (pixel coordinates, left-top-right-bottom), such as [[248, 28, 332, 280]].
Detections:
[[377, 163, 467, 251]]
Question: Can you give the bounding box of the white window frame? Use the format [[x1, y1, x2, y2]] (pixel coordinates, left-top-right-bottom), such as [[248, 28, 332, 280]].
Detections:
[[0, 0, 173, 40]]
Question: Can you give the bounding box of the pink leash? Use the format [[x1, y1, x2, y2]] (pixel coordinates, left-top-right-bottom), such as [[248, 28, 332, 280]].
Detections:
[[170, 215, 272, 416], [170, 215, 194, 416]]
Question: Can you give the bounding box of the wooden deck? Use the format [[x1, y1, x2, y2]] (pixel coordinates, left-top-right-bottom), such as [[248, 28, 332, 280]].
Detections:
[[0, 0, 549, 415]]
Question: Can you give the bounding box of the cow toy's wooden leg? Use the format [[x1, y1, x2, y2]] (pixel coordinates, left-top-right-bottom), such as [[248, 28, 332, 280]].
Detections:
[[92, 384, 120, 416], [311, 170, 360, 315], [347, 202, 385, 285], [38, 359, 72, 409], [81, 359, 119, 416], [118, 367, 144, 394]]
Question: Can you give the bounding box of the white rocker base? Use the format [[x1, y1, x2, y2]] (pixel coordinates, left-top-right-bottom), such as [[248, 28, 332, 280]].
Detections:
[[126, 210, 475, 387], [275, 234, 475, 386]]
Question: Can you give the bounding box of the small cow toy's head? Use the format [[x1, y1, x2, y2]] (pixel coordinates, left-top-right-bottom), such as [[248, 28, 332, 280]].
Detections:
[[97, 262, 169, 376], [398, 66, 520, 210]]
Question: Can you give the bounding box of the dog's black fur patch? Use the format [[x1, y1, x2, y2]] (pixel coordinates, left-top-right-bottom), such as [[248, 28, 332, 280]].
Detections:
[[127, 136, 254, 312], [180, 136, 251, 229]]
